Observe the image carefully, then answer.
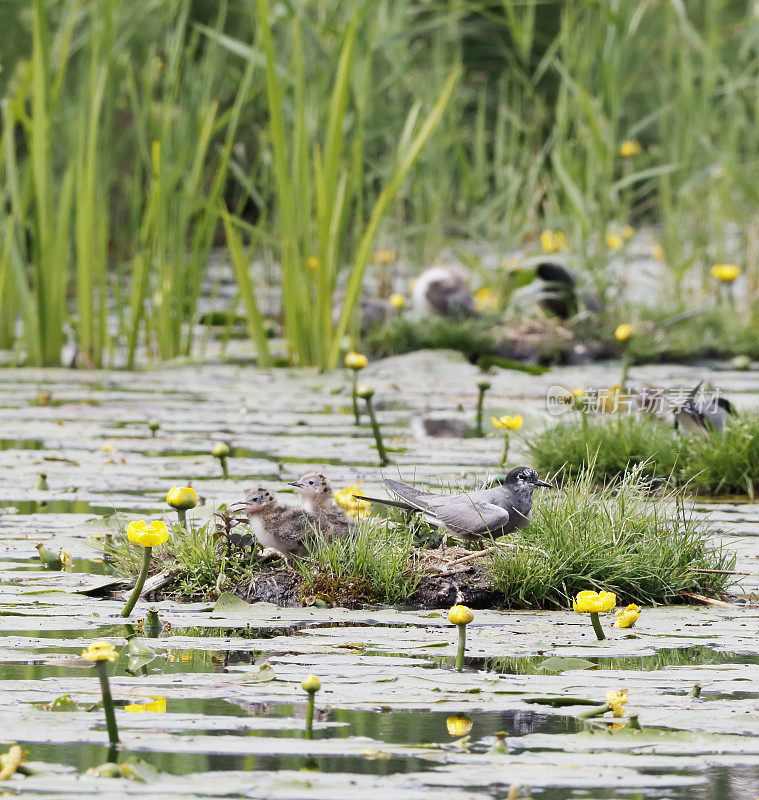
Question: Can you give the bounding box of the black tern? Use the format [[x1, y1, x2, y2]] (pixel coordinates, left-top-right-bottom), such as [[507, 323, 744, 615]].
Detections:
[[357, 466, 553, 542], [673, 382, 736, 434]]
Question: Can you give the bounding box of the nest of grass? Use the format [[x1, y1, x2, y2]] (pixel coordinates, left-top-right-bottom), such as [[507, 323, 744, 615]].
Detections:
[[109, 466, 737, 610]]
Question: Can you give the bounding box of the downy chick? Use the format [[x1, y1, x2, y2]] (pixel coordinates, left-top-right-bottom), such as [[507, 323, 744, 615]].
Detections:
[[289, 472, 350, 539], [241, 487, 317, 559]]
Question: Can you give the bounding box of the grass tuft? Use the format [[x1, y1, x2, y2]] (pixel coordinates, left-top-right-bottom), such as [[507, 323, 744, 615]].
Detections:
[[487, 465, 736, 609], [111, 520, 264, 602], [295, 518, 422, 605], [528, 414, 759, 495]]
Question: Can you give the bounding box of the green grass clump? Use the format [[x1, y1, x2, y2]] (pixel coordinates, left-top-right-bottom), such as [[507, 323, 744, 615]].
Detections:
[[111, 520, 264, 602], [528, 415, 681, 484], [363, 316, 495, 361], [486, 467, 736, 609], [629, 306, 759, 364], [296, 518, 422, 605], [528, 414, 759, 495]]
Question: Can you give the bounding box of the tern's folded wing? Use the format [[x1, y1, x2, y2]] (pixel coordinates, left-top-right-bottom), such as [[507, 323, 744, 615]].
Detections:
[[429, 498, 510, 536], [384, 479, 436, 510]]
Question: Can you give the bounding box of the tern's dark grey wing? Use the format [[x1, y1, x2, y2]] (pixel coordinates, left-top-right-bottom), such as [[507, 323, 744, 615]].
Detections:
[[428, 498, 510, 536]]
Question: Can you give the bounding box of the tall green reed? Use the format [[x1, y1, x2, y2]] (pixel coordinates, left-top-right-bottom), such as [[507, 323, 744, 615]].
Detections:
[[224, 0, 458, 369]]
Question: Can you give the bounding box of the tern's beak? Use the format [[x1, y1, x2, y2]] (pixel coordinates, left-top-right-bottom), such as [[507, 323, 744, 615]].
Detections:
[[535, 479, 554, 489], [288, 480, 304, 489], [229, 501, 248, 510]]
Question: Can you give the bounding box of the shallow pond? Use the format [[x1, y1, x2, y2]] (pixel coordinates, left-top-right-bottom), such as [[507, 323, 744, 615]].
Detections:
[[0, 357, 758, 799]]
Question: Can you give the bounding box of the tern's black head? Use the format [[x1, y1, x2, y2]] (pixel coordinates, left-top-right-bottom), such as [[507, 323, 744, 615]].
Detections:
[[502, 466, 553, 490]]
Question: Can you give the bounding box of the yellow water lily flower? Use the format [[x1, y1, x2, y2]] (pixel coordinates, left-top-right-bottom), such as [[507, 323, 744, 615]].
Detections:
[[622, 225, 634, 241], [448, 604, 474, 626], [82, 641, 119, 663], [491, 415, 523, 431], [389, 293, 406, 310], [606, 232, 624, 251], [59, 550, 72, 569], [572, 590, 617, 614], [212, 442, 230, 458], [613, 604, 641, 629], [614, 324, 634, 342], [127, 520, 169, 548], [334, 486, 371, 519], [446, 715, 473, 737], [125, 696, 166, 713], [307, 256, 319, 270], [540, 229, 569, 254], [619, 139, 641, 157], [166, 486, 198, 511], [606, 689, 628, 717], [572, 388, 586, 399], [344, 352, 368, 371], [710, 263, 741, 283]]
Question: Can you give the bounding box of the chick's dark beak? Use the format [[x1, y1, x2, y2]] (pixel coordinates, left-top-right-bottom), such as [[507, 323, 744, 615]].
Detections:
[[535, 479, 554, 489], [288, 480, 304, 488]]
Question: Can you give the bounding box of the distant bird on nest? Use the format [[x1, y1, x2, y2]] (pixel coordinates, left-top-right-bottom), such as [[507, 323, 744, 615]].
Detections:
[[356, 466, 552, 544], [673, 382, 737, 435], [534, 261, 602, 320], [412, 266, 477, 317], [289, 472, 350, 539]]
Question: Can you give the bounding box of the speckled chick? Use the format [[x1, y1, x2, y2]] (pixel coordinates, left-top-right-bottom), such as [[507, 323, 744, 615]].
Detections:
[[289, 473, 350, 539], [241, 487, 318, 559]]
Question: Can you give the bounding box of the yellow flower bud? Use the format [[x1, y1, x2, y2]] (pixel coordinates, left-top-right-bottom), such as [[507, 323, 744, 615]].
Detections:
[[212, 442, 230, 458], [605, 232, 624, 251], [372, 250, 395, 265], [710, 263, 741, 283], [474, 287, 497, 311], [619, 139, 641, 157], [448, 604, 474, 626], [572, 590, 617, 614], [82, 641, 119, 663], [307, 256, 319, 270], [388, 293, 406, 310], [446, 715, 473, 737], [166, 485, 198, 511], [344, 352, 368, 370], [614, 324, 634, 342], [491, 415, 523, 431], [621, 225, 634, 241], [301, 675, 321, 693], [356, 384, 374, 400], [540, 229, 569, 254], [126, 520, 169, 548]]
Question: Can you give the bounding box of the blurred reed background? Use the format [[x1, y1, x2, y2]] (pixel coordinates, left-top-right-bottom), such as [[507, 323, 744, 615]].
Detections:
[[0, 0, 757, 367]]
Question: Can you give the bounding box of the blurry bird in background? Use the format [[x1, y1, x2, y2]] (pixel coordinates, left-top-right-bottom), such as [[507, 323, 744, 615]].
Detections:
[[673, 381, 737, 435], [533, 262, 602, 320], [412, 266, 477, 317]]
